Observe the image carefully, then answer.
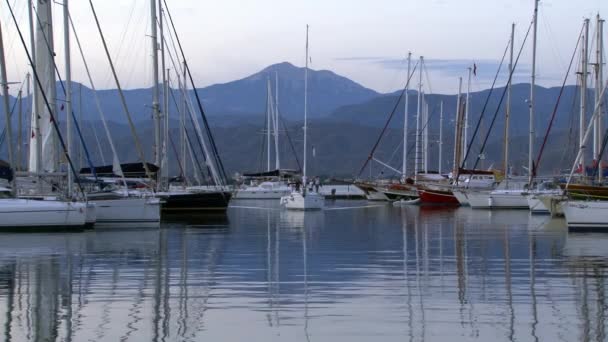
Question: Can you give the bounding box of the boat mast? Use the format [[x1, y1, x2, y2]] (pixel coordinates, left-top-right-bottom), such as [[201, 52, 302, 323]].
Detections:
[[528, 0, 539, 184], [595, 15, 604, 182], [63, 0, 73, 197], [275, 71, 280, 170], [414, 56, 423, 183], [159, 0, 169, 189], [267, 77, 272, 172], [150, 0, 161, 168], [303, 25, 309, 194], [453, 77, 463, 177], [504, 23, 515, 187], [181, 60, 187, 182], [27, 0, 41, 180], [402, 52, 411, 181], [464, 66, 472, 168], [579, 18, 589, 179], [423, 93, 428, 173], [439, 100, 443, 174]]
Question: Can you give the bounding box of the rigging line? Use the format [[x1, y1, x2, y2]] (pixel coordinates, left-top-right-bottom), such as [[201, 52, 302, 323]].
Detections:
[[5, 0, 85, 196], [357, 60, 419, 177], [376, 101, 439, 178], [163, 0, 228, 185], [183, 126, 206, 184], [30, 3, 98, 179], [88, 0, 155, 186], [279, 115, 302, 172], [185, 102, 213, 184], [70, 11, 132, 179], [532, 25, 583, 181], [166, 80, 189, 180], [0, 79, 25, 147], [461, 22, 530, 169], [468, 20, 533, 174], [422, 59, 433, 95]]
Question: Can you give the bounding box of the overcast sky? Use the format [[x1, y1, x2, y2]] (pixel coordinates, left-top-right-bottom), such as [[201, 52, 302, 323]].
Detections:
[[1, 0, 607, 95]]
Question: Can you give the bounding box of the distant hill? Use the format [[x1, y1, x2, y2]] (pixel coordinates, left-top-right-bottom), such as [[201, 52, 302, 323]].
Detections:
[[0, 63, 600, 178]]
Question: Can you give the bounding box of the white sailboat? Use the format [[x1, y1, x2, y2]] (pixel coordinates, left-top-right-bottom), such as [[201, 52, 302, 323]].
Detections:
[[0, 0, 88, 230], [467, 3, 539, 211], [234, 77, 292, 200], [280, 26, 324, 211]]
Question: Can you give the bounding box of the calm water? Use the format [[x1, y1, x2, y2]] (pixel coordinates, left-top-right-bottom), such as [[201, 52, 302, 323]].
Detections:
[[0, 200, 606, 341]]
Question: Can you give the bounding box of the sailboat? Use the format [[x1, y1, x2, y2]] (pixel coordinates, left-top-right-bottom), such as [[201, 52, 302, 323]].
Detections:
[[150, 0, 232, 213], [280, 26, 324, 211], [467, 2, 541, 210], [234, 76, 294, 200], [0, 0, 87, 230]]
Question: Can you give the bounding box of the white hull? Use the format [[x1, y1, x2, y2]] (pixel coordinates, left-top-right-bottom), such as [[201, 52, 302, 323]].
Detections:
[[468, 190, 529, 209], [85, 202, 97, 228], [92, 197, 161, 228], [366, 191, 390, 201], [563, 201, 608, 230], [280, 191, 324, 210], [233, 188, 291, 199], [527, 190, 560, 214], [538, 194, 565, 217], [0, 199, 86, 229], [452, 190, 469, 206]]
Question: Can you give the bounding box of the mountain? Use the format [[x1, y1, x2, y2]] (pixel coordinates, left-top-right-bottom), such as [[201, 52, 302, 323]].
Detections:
[[197, 62, 380, 119]]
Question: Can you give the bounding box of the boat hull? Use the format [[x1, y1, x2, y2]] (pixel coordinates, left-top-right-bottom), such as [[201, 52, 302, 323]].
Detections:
[[0, 199, 86, 230], [233, 189, 291, 199], [92, 197, 161, 228], [538, 194, 565, 217], [280, 191, 324, 210], [468, 190, 529, 209], [563, 201, 608, 230], [159, 191, 232, 212], [452, 190, 469, 206], [418, 189, 459, 205]]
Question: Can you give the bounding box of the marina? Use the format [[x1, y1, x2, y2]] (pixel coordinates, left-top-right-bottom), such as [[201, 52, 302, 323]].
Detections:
[[0, 0, 607, 340], [0, 201, 604, 341]]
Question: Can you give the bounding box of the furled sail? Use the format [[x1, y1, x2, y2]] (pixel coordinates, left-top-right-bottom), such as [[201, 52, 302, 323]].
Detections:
[[29, 0, 58, 173]]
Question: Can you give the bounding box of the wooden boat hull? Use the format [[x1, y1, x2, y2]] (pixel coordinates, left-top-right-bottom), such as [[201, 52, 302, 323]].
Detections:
[[418, 189, 459, 205]]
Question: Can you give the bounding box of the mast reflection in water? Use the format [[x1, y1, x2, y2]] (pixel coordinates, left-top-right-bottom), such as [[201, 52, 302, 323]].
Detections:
[[0, 200, 605, 341]]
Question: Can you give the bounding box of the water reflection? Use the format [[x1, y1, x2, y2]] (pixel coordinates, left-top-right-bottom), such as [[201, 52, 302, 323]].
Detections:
[[0, 202, 605, 341]]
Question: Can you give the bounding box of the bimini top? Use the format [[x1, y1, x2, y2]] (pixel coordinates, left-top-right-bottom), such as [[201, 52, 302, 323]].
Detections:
[[79, 162, 159, 178], [242, 169, 299, 178]]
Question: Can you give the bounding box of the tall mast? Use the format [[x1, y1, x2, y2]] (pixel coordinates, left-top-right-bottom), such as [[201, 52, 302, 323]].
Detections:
[[159, 0, 168, 189], [414, 56, 423, 183], [0, 17, 14, 170], [528, 0, 539, 184], [303, 25, 309, 193], [267, 77, 272, 172], [438, 100, 443, 174], [27, 0, 41, 176], [402, 52, 411, 181], [423, 97, 429, 173], [595, 15, 604, 182], [274, 72, 280, 170], [453, 77, 463, 176], [63, 0, 73, 196], [579, 18, 589, 178], [181, 60, 187, 181], [464, 66, 472, 168], [17, 90, 22, 171], [504, 23, 515, 186], [150, 0, 161, 167]]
